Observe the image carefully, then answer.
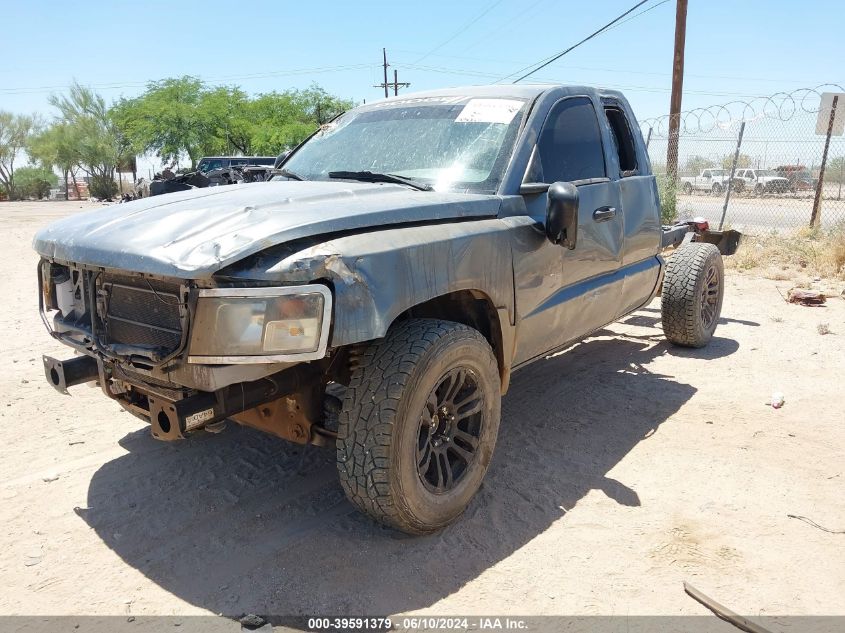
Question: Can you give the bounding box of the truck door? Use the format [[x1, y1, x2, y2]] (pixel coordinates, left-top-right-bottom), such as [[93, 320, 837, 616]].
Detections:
[[602, 99, 662, 317], [512, 95, 624, 365]]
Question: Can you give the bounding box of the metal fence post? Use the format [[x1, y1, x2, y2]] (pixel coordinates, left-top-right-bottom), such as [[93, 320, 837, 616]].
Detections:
[[645, 126, 653, 150], [811, 94, 838, 227], [719, 121, 745, 230]]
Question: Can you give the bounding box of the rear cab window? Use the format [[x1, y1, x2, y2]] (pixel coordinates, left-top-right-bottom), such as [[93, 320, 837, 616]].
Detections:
[[603, 103, 638, 177]]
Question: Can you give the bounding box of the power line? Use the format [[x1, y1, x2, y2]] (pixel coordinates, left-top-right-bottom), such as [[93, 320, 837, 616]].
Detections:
[[400, 63, 775, 99], [501, 0, 655, 84], [602, 0, 671, 33], [395, 49, 839, 85], [412, 0, 506, 64], [456, 0, 549, 54]]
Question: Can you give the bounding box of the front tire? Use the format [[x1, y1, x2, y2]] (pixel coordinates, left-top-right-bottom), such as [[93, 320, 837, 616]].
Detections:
[[337, 319, 501, 534], [711, 183, 723, 195], [661, 242, 724, 348]]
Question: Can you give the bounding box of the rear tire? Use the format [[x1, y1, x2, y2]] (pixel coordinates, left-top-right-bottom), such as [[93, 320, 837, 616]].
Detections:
[[711, 183, 723, 195], [661, 242, 724, 348], [682, 182, 693, 195], [337, 319, 501, 534]]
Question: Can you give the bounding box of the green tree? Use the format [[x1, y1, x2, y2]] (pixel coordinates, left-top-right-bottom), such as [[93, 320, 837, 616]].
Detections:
[[14, 165, 58, 199], [113, 76, 211, 167], [722, 153, 751, 170], [247, 85, 353, 155], [197, 86, 253, 156], [113, 78, 354, 166], [48, 82, 130, 198], [0, 112, 39, 199], [827, 156, 845, 184], [683, 155, 715, 176], [28, 123, 83, 200]]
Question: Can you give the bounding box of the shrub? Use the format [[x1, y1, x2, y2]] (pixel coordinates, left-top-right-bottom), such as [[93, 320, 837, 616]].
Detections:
[[14, 166, 58, 200], [657, 174, 678, 224], [89, 175, 119, 200]]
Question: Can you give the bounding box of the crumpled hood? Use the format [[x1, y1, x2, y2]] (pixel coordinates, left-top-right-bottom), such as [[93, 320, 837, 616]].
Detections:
[[33, 181, 502, 278]]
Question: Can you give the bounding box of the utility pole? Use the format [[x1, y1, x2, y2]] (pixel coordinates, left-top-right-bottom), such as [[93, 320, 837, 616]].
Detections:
[[392, 69, 410, 96], [373, 49, 410, 98], [382, 48, 389, 98], [666, 0, 688, 181]]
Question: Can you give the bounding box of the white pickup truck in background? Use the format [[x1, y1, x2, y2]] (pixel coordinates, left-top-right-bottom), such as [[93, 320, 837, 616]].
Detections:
[[733, 168, 790, 195], [680, 169, 732, 194]]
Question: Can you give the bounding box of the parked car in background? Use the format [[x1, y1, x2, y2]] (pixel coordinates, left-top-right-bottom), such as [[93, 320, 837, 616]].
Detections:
[[773, 165, 816, 192], [734, 168, 790, 195], [680, 168, 731, 194], [196, 156, 276, 173]]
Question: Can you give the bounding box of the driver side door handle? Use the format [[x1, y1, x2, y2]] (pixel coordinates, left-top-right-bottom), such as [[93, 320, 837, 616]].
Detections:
[[593, 206, 617, 222]]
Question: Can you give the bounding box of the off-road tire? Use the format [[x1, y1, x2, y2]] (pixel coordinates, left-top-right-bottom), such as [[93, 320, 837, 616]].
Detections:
[[337, 319, 501, 534], [711, 183, 723, 195], [682, 182, 693, 195], [661, 242, 724, 348]]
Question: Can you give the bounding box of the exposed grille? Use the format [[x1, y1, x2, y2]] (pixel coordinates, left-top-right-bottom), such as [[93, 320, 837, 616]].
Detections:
[[101, 275, 184, 358]]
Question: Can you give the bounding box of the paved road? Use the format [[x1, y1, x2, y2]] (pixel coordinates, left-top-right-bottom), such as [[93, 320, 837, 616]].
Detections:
[[677, 192, 845, 232]]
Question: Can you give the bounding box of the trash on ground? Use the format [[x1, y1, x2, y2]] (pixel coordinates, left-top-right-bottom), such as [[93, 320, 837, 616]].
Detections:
[[787, 288, 826, 306], [768, 392, 785, 409], [683, 581, 775, 633]]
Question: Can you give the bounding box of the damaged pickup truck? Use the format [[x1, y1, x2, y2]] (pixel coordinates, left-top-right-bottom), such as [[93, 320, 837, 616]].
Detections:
[[34, 85, 739, 534]]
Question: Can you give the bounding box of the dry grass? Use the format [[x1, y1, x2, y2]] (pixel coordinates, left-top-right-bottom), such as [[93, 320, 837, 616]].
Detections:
[[727, 224, 845, 281]]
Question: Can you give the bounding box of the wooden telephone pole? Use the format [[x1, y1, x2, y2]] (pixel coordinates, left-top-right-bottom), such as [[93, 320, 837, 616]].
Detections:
[[666, 0, 688, 181], [373, 49, 410, 97]]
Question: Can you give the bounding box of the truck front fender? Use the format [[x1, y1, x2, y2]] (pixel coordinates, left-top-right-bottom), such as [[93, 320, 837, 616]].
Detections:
[[218, 219, 517, 349]]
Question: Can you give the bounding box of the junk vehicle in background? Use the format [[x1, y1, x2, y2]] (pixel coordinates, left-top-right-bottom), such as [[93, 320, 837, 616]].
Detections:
[[679, 168, 733, 195], [147, 156, 279, 196], [732, 168, 790, 195], [773, 165, 817, 192], [34, 85, 739, 534], [195, 156, 277, 173]]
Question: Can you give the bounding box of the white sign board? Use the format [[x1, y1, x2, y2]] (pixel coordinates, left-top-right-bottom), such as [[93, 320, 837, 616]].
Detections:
[[816, 92, 845, 136]]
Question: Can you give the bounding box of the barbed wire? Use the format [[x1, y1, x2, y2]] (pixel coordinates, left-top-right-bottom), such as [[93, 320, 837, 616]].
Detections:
[[640, 84, 845, 136]]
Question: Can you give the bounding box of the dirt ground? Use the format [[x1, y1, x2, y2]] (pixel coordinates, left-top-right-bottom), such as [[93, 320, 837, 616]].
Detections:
[[1, 200, 843, 618]]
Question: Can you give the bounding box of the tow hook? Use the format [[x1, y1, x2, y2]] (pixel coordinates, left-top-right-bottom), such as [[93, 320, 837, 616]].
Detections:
[[42, 355, 99, 395]]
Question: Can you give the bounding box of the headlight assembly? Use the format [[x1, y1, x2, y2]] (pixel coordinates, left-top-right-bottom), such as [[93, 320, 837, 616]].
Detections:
[[188, 285, 332, 364]]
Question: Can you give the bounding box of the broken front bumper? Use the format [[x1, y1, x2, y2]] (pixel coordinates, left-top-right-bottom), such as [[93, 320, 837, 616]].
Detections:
[[42, 352, 325, 443]]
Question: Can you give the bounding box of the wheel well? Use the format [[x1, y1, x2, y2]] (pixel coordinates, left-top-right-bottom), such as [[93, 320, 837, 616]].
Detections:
[[395, 290, 506, 386]]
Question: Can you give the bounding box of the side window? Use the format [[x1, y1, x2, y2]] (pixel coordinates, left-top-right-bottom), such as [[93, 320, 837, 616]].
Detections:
[[535, 97, 606, 183], [604, 105, 638, 176], [703, 170, 711, 179], [198, 159, 224, 173]]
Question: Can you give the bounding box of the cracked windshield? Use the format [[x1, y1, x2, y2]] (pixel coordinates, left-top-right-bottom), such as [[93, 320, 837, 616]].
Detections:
[[281, 97, 528, 193]]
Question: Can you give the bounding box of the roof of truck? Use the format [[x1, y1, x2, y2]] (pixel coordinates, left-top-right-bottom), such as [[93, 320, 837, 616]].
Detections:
[[369, 84, 626, 104]]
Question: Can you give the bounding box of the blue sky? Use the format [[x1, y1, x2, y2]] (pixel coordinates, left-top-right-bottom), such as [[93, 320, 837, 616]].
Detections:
[[2, 0, 842, 150]]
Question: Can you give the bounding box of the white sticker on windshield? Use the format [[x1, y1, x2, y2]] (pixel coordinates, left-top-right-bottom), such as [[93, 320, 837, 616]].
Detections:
[[455, 99, 523, 124]]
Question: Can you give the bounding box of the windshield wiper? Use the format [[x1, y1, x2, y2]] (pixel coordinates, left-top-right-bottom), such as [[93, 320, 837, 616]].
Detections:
[[328, 170, 433, 191], [275, 168, 306, 181]]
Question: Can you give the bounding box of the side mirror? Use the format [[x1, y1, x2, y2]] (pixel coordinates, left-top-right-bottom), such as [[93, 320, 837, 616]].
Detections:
[[546, 182, 579, 249]]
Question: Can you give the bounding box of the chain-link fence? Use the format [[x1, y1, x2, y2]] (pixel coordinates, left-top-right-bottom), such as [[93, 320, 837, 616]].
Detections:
[[641, 86, 845, 234]]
